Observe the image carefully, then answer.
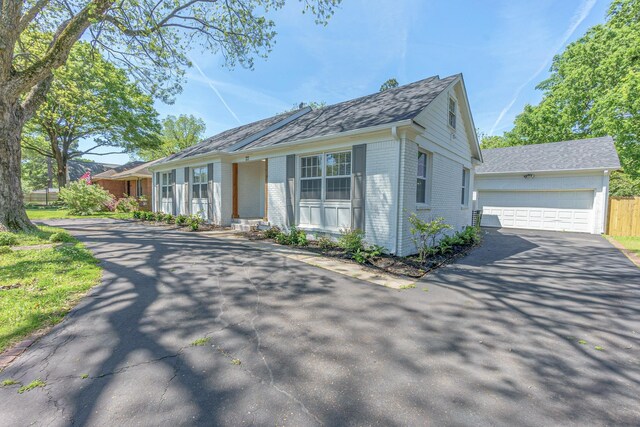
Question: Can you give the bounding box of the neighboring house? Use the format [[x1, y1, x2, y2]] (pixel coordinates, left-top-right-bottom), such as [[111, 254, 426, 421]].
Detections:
[[93, 159, 162, 208], [149, 74, 482, 256], [67, 160, 118, 182], [474, 137, 620, 234]]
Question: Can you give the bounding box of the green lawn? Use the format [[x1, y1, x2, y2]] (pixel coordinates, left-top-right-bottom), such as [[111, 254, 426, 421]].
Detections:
[[26, 207, 131, 220], [0, 227, 101, 353], [610, 236, 640, 257]]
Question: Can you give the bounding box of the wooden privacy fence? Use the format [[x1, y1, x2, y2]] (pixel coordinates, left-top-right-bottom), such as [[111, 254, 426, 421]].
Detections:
[[24, 190, 59, 205], [607, 196, 640, 236]]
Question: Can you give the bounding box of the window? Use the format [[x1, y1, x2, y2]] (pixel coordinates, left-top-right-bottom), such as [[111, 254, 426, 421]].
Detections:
[[416, 151, 431, 205], [325, 152, 351, 200], [136, 180, 143, 197], [300, 155, 322, 199], [299, 151, 352, 201], [191, 166, 208, 199], [161, 172, 174, 199], [448, 97, 457, 129], [461, 168, 470, 206]]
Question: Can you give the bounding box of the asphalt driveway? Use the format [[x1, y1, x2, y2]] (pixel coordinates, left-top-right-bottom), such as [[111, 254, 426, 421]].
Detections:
[[1, 221, 639, 426]]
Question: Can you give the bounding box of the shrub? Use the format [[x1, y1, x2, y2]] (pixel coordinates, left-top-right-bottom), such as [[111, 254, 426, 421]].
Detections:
[[143, 211, 156, 221], [132, 210, 142, 219], [338, 229, 365, 254], [352, 244, 386, 264], [115, 195, 140, 212], [263, 226, 281, 239], [274, 226, 307, 246], [49, 232, 74, 243], [188, 214, 203, 231], [0, 246, 12, 254], [316, 235, 336, 251], [408, 214, 452, 262], [59, 180, 115, 215], [175, 214, 188, 226], [0, 232, 18, 247], [164, 214, 175, 224]]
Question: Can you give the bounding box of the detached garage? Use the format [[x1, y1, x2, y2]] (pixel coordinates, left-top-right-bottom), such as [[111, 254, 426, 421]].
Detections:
[[474, 137, 620, 234]]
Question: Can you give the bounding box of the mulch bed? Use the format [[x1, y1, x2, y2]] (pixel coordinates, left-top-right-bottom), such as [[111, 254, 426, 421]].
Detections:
[[241, 230, 481, 278]]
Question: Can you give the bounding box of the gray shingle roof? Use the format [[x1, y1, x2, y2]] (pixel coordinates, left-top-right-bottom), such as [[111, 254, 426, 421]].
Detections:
[[476, 136, 620, 174], [157, 74, 459, 164], [68, 161, 119, 181]]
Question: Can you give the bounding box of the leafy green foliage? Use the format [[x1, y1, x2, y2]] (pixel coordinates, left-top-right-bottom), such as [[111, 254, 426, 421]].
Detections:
[[175, 214, 188, 226], [58, 181, 114, 216], [22, 39, 161, 187], [484, 0, 640, 195], [337, 229, 366, 254], [18, 379, 45, 394], [263, 226, 282, 239], [164, 214, 175, 224], [188, 214, 203, 231], [0, 232, 19, 247], [115, 196, 140, 213], [48, 232, 75, 243], [352, 244, 386, 264], [380, 78, 399, 92], [138, 115, 206, 161], [315, 235, 337, 251], [274, 226, 308, 246], [408, 215, 452, 262]]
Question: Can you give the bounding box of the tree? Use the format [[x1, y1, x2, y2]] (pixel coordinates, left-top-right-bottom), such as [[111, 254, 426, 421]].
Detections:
[[0, 0, 340, 232], [138, 114, 206, 161], [380, 78, 399, 92], [495, 0, 640, 195], [22, 40, 161, 188]]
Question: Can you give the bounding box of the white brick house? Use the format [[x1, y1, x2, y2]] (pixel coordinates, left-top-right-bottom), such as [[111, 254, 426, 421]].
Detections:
[[149, 74, 483, 256]]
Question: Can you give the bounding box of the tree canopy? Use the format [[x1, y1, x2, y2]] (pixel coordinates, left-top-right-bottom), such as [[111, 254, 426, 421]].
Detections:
[[138, 114, 206, 161], [22, 40, 161, 188], [0, 0, 341, 231], [481, 0, 640, 195], [380, 78, 399, 92]]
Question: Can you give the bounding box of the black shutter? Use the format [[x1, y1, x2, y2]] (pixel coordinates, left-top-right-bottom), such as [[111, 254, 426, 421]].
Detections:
[[207, 163, 214, 223], [184, 167, 190, 215], [351, 144, 366, 231], [285, 154, 296, 227]]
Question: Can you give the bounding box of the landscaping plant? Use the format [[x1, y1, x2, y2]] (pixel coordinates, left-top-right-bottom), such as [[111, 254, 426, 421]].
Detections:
[[59, 181, 115, 216], [274, 226, 308, 246], [175, 215, 188, 226], [408, 215, 452, 262], [337, 228, 365, 254], [188, 215, 203, 231], [263, 226, 281, 239], [164, 214, 175, 224], [115, 196, 140, 212]]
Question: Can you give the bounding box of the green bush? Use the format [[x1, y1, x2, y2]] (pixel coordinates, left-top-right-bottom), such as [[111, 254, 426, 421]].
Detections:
[[176, 214, 188, 226], [132, 210, 142, 219], [142, 211, 156, 221], [115, 195, 140, 212], [164, 214, 175, 224], [188, 214, 203, 231], [408, 214, 452, 262], [156, 212, 166, 222], [0, 246, 12, 254], [263, 226, 281, 239], [352, 244, 386, 264], [49, 232, 74, 243], [59, 180, 114, 215], [274, 226, 307, 246], [0, 232, 18, 247], [338, 228, 365, 254], [315, 235, 336, 251]]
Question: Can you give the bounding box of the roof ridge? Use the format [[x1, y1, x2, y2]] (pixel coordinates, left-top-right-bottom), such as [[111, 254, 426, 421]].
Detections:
[[482, 136, 614, 152]]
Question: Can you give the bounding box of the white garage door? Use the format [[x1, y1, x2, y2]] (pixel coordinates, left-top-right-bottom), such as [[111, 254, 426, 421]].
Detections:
[[478, 190, 595, 233]]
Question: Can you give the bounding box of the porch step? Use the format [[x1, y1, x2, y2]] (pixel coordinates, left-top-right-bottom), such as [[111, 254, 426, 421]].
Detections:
[[231, 218, 270, 232]]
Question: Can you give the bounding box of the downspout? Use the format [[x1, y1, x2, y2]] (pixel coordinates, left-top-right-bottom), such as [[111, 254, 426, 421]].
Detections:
[[392, 126, 403, 255]]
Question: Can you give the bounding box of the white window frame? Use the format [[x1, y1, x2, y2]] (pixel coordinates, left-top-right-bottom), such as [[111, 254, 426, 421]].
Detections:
[[160, 172, 173, 200], [136, 180, 143, 197], [191, 166, 208, 200], [461, 167, 470, 207], [300, 154, 323, 201], [448, 96, 457, 130], [416, 150, 432, 207], [299, 150, 352, 202], [324, 151, 351, 201]]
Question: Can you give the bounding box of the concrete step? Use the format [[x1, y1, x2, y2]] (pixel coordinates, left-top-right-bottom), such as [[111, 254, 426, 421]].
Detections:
[[231, 219, 270, 232]]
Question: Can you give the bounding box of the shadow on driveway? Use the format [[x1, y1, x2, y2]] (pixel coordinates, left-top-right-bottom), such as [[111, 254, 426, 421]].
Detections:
[[0, 222, 639, 426]]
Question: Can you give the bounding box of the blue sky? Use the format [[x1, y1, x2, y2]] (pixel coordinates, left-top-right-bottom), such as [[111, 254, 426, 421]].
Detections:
[[83, 0, 609, 164]]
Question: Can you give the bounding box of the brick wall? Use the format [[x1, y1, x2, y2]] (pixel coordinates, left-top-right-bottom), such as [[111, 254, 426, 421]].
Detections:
[[95, 179, 126, 198]]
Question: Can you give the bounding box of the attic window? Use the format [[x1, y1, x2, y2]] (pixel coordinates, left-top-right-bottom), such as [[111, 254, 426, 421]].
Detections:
[[448, 97, 457, 129]]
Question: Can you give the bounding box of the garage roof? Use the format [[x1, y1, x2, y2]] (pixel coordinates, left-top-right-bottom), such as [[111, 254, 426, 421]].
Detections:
[[476, 136, 620, 174]]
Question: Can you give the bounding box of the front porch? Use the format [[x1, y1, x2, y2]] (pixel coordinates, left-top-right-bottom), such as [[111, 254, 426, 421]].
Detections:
[[230, 159, 269, 230]]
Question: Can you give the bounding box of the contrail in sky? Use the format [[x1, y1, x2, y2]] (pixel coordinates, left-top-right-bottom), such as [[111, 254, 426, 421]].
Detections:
[[190, 58, 242, 125], [489, 0, 597, 134]]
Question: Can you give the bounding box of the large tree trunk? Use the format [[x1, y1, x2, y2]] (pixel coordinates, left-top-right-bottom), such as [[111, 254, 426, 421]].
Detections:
[[55, 154, 67, 188], [0, 98, 36, 232]]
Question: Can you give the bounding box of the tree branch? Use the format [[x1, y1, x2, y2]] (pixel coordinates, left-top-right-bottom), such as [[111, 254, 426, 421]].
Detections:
[[18, 0, 51, 33]]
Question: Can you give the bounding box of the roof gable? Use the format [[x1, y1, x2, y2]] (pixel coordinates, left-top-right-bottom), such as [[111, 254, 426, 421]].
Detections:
[[476, 136, 621, 174]]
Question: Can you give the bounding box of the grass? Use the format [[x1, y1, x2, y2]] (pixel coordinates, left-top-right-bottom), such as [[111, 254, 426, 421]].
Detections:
[[609, 236, 640, 257], [398, 283, 416, 290], [26, 206, 131, 221], [2, 379, 19, 386], [17, 379, 45, 394], [191, 337, 211, 346], [0, 226, 101, 353]]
